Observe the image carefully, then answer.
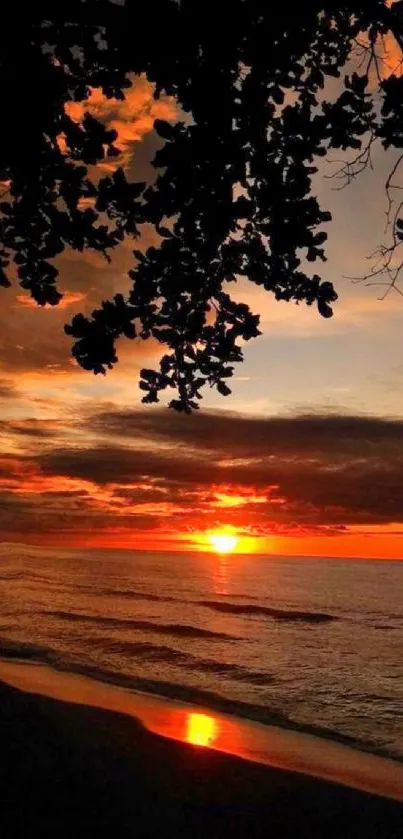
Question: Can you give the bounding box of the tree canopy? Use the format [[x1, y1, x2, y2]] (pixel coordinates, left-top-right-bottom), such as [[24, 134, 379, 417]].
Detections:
[[2, 1, 403, 410]]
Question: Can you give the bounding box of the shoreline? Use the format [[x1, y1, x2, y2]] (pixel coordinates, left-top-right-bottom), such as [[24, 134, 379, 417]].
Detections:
[[1, 657, 402, 804], [1, 670, 403, 838], [1, 638, 401, 765]]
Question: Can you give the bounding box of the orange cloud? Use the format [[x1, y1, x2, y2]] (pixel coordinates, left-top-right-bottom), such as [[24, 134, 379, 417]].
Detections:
[[350, 3, 402, 87], [2, 416, 403, 555], [212, 491, 269, 508], [16, 292, 87, 310], [64, 74, 177, 170], [368, 1, 403, 82], [380, 35, 403, 80]]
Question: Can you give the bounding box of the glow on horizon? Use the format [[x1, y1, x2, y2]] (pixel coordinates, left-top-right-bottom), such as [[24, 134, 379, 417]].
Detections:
[[5, 526, 403, 560], [208, 532, 239, 554]]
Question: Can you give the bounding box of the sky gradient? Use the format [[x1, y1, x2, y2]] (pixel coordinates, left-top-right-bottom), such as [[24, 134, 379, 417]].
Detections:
[[2, 33, 403, 559]]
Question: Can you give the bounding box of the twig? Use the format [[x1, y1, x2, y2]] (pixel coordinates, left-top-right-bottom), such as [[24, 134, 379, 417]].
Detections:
[[326, 132, 375, 190]]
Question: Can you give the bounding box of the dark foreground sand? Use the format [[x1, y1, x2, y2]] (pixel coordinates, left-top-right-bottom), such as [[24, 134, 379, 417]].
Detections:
[[0, 681, 402, 838]]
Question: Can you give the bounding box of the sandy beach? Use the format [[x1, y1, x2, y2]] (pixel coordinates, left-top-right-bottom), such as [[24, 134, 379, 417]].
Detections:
[[0, 662, 402, 838]]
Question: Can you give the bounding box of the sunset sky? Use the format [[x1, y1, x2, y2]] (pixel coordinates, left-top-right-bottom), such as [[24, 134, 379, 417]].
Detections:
[[2, 33, 403, 560]]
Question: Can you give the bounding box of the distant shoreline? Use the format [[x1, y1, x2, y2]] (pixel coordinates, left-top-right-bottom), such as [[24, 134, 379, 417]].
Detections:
[[0, 657, 402, 805]]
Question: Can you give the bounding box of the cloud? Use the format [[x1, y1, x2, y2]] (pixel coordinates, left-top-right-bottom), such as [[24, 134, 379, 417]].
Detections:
[[228, 280, 403, 339], [64, 73, 177, 170], [0, 75, 172, 384], [83, 409, 403, 527], [89, 407, 403, 459], [38, 445, 217, 487], [2, 408, 403, 543], [0, 488, 158, 538], [0, 418, 67, 439], [381, 2, 403, 79], [0, 379, 18, 400], [15, 292, 87, 310], [0, 247, 160, 376], [2, 51, 403, 543]]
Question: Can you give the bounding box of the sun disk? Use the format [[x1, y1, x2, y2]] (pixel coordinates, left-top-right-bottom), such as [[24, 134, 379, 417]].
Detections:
[[208, 533, 238, 553]]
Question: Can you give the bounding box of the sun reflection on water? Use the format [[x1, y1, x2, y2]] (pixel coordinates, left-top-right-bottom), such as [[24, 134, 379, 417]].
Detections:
[[212, 555, 229, 596]]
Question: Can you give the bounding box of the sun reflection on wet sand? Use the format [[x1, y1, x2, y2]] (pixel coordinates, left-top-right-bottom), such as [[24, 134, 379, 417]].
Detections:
[[186, 712, 218, 747]]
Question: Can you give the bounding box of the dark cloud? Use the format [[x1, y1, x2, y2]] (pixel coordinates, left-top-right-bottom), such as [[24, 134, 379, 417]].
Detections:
[[0, 488, 158, 537], [0, 379, 18, 400], [3, 409, 403, 538], [90, 408, 403, 459], [38, 446, 218, 486], [0, 419, 65, 438], [88, 409, 403, 518], [42, 411, 403, 527]]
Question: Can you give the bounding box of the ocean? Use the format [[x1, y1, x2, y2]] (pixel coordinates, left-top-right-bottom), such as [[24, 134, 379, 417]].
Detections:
[[0, 543, 402, 760]]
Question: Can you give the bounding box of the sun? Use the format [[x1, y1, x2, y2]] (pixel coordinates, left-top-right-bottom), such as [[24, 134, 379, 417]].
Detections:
[[208, 533, 239, 553]]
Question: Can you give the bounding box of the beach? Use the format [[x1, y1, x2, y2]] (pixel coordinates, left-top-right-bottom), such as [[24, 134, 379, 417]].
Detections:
[[1, 662, 402, 838], [1, 545, 402, 761]]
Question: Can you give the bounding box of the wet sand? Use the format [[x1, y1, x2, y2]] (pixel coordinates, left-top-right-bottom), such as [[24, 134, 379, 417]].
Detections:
[[0, 663, 402, 837]]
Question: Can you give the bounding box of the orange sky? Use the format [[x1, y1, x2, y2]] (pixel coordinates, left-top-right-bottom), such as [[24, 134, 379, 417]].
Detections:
[[1, 26, 403, 560], [2, 406, 403, 559]]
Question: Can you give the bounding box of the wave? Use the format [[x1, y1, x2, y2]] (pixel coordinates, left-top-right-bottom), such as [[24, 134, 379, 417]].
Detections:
[[0, 636, 401, 763], [0, 635, 269, 686], [80, 586, 178, 603], [219, 593, 261, 601], [0, 569, 338, 624], [197, 600, 337, 623], [40, 610, 239, 641], [0, 638, 62, 664], [82, 638, 271, 685], [372, 624, 400, 631]]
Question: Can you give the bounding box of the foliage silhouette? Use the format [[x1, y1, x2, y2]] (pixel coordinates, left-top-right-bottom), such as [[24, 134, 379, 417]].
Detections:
[[1, 2, 403, 410]]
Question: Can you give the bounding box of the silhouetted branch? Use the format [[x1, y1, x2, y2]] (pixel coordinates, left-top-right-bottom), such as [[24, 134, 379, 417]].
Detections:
[[385, 153, 403, 230], [347, 242, 403, 300], [2, 2, 403, 409], [352, 35, 384, 85], [326, 132, 375, 190], [346, 151, 403, 296]]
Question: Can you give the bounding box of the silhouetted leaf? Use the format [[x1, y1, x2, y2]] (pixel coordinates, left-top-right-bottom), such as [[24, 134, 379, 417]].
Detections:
[[154, 120, 176, 141], [318, 299, 333, 318], [1, 1, 400, 409], [217, 381, 232, 397]]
